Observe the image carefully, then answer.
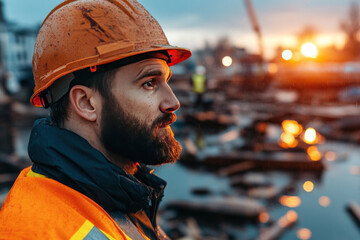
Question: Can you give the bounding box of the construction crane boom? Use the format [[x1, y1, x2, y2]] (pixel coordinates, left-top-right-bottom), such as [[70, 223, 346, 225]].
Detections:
[[243, 0, 264, 59]]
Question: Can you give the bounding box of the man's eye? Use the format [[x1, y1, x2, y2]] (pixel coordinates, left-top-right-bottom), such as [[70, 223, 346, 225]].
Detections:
[[143, 80, 155, 89]]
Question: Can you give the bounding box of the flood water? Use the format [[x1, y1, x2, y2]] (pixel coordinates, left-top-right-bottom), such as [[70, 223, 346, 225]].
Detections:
[[154, 140, 360, 239]]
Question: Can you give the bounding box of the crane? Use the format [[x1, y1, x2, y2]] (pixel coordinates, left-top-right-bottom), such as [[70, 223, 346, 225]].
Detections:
[[243, 0, 264, 59]]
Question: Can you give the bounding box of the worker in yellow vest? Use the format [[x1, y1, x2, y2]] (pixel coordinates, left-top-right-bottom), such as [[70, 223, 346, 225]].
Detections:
[[0, 0, 191, 239], [192, 65, 207, 111]]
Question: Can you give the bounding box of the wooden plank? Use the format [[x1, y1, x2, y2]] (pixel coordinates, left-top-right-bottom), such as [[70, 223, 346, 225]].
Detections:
[[166, 197, 265, 221], [347, 202, 360, 228]]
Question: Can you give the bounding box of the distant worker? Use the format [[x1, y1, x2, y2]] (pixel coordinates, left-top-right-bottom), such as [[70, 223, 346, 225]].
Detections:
[[0, 0, 191, 239], [191, 65, 207, 111]]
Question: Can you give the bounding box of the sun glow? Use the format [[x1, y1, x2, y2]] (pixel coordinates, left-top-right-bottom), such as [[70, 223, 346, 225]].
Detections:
[[301, 42, 318, 58], [282, 49, 293, 60]]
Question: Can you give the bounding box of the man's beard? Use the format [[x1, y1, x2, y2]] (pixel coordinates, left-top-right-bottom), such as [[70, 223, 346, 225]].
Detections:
[[100, 94, 182, 166]]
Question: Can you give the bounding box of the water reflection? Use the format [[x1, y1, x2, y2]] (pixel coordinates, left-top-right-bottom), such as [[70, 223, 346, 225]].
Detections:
[[318, 196, 331, 207], [324, 151, 336, 161], [307, 146, 322, 161], [279, 196, 301, 208], [302, 181, 314, 192], [296, 228, 312, 240], [349, 166, 360, 175], [259, 211, 270, 223], [278, 210, 298, 227]]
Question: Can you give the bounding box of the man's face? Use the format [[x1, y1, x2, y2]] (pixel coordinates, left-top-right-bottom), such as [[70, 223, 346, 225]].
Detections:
[[100, 58, 182, 165]]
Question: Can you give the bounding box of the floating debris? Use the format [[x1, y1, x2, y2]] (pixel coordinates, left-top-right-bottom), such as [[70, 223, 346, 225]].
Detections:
[[346, 202, 360, 228], [257, 210, 298, 240], [166, 196, 265, 222]]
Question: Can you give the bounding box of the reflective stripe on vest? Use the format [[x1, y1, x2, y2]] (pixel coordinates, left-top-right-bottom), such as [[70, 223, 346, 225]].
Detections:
[[70, 220, 113, 240], [110, 212, 151, 240]]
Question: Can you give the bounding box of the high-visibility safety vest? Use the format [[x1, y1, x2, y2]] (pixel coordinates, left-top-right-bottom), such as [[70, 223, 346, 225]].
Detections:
[[192, 74, 206, 94], [0, 167, 153, 240]]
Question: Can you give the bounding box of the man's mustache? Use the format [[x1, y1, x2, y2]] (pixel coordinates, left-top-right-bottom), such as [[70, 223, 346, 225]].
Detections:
[[153, 113, 177, 129]]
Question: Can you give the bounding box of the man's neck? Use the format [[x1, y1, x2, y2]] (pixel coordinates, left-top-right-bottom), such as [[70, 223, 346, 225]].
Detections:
[[104, 151, 139, 175]]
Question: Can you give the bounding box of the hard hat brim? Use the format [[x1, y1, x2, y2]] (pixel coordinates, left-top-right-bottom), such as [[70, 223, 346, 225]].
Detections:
[[31, 46, 191, 107]]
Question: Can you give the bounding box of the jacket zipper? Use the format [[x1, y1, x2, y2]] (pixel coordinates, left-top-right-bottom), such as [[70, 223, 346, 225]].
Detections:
[[150, 185, 165, 239]]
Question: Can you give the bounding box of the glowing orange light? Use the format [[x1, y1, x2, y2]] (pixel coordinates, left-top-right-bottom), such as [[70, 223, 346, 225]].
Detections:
[[282, 49, 293, 60], [280, 132, 298, 148], [301, 42, 318, 58], [278, 210, 298, 227], [307, 146, 322, 161], [222, 56, 232, 67], [304, 128, 317, 144], [324, 151, 336, 161], [319, 196, 331, 207], [259, 211, 270, 223], [282, 120, 303, 136], [268, 63, 278, 74], [279, 195, 301, 208], [303, 181, 314, 192], [297, 228, 312, 240], [286, 210, 298, 222]]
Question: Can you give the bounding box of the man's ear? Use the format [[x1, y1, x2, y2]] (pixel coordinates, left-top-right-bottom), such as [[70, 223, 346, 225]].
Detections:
[[68, 85, 99, 122]]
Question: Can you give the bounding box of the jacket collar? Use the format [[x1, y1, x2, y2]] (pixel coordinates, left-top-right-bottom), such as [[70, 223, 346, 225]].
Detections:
[[28, 118, 167, 213]]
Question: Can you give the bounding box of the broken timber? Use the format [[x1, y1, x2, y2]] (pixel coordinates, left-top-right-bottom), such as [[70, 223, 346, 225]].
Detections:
[[187, 151, 326, 175], [166, 197, 265, 222], [346, 201, 360, 229]]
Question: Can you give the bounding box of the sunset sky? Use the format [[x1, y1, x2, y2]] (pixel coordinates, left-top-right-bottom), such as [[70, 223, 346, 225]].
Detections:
[[2, 0, 357, 59]]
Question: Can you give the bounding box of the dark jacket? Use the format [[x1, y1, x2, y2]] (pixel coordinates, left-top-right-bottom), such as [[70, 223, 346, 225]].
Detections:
[[19, 118, 168, 239]]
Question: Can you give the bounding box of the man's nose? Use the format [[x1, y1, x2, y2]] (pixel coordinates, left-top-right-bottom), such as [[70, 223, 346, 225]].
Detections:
[[159, 85, 180, 113]]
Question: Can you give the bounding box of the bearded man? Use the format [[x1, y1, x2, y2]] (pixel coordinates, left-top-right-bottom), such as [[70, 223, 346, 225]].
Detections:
[[0, 0, 191, 239]]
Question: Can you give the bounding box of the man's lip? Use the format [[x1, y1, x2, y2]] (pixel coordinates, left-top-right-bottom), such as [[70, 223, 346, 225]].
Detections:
[[158, 116, 176, 128], [159, 121, 174, 128]]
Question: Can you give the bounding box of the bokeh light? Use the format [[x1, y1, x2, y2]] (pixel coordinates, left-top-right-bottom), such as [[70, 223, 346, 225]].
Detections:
[[307, 146, 322, 161], [280, 132, 298, 148], [222, 56, 233, 67], [267, 63, 278, 74], [304, 128, 318, 144], [282, 49, 293, 60], [301, 42, 318, 58], [319, 196, 331, 207], [278, 210, 298, 227], [350, 166, 360, 175], [282, 120, 303, 136], [259, 211, 270, 223], [279, 195, 301, 208], [303, 181, 314, 192], [324, 151, 336, 161], [297, 228, 312, 240]]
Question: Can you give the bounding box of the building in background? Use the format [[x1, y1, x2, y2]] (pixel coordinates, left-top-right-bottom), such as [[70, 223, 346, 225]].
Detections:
[[0, 0, 38, 101]]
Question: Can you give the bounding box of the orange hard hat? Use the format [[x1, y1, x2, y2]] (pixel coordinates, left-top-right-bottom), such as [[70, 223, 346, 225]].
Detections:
[[31, 0, 192, 107]]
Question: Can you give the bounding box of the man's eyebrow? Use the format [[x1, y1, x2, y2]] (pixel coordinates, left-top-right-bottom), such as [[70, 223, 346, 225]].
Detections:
[[135, 69, 164, 82]]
